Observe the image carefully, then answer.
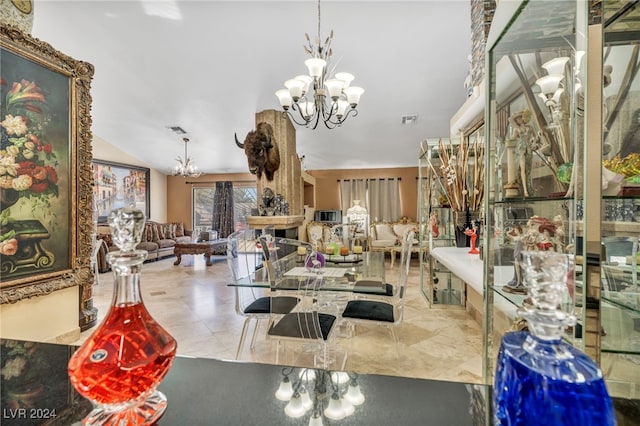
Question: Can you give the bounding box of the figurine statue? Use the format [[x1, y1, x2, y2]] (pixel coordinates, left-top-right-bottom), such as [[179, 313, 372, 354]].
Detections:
[[429, 211, 439, 238], [503, 225, 525, 294], [511, 110, 541, 197], [464, 222, 479, 254], [258, 187, 275, 216]]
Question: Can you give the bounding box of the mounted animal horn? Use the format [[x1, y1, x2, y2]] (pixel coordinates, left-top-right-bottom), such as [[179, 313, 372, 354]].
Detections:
[[234, 133, 244, 149]]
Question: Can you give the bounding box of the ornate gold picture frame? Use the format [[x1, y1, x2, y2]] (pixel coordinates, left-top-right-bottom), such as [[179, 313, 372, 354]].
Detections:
[[0, 25, 94, 303]]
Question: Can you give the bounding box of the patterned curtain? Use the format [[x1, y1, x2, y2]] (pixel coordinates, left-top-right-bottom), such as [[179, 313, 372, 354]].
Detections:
[[212, 181, 234, 238]]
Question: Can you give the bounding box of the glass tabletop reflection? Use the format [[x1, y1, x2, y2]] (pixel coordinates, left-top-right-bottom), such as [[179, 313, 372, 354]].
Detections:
[[228, 251, 387, 293]]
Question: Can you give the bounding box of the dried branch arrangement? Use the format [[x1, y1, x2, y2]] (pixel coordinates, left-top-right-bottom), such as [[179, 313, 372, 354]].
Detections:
[[436, 135, 485, 213]]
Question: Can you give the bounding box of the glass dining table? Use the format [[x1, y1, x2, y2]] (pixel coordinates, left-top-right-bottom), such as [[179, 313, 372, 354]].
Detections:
[[228, 250, 387, 294]]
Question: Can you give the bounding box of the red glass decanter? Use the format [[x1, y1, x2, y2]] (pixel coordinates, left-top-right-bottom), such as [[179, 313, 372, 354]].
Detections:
[[68, 208, 177, 425]]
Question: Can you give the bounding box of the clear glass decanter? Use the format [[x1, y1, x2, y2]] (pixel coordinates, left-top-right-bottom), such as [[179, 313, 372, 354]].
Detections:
[[68, 208, 177, 425], [493, 251, 615, 425]]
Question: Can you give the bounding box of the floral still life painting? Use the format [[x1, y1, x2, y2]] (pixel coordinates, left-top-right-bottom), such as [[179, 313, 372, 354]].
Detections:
[[0, 46, 70, 284], [1, 339, 91, 425]]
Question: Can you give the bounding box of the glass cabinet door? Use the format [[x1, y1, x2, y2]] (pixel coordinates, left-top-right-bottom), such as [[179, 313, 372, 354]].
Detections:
[[418, 140, 458, 307], [598, 0, 640, 399], [483, 0, 588, 381]]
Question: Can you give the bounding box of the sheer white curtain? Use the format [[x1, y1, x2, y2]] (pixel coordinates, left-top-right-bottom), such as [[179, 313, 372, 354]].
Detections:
[[339, 179, 367, 215], [368, 178, 400, 222]]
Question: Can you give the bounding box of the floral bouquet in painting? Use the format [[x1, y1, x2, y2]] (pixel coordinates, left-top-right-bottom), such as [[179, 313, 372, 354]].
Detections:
[[0, 78, 58, 199], [0, 78, 58, 258]]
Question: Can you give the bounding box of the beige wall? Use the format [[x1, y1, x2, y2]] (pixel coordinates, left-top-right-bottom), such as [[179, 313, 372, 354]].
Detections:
[[0, 287, 79, 343]]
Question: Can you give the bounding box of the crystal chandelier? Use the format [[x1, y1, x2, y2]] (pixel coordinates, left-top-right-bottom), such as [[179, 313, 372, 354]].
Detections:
[[275, 0, 364, 129], [172, 137, 201, 178], [275, 368, 365, 423]]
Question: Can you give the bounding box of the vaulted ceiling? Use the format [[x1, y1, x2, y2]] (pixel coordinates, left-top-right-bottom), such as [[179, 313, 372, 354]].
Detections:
[[32, 1, 471, 174]]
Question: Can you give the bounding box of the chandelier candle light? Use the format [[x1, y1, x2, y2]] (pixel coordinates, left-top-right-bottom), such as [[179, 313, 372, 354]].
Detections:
[[275, 0, 364, 129], [172, 137, 201, 178]]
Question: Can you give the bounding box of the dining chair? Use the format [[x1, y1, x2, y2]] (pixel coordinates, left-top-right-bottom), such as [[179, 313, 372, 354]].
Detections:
[[339, 229, 414, 353], [227, 230, 299, 360], [259, 236, 345, 370]]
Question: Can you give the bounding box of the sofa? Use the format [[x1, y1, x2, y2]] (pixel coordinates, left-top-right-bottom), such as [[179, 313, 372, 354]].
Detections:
[[96, 221, 192, 272], [368, 217, 420, 257]]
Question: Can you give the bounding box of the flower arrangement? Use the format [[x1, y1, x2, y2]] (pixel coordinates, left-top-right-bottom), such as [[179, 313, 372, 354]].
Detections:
[[0, 78, 58, 256], [433, 135, 485, 213], [0, 78, 58, 198]]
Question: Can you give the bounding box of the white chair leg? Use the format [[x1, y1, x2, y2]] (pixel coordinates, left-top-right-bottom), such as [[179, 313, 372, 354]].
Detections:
[[249, 318, 260, 349], [275, 340, 282, 365], [388, 326, 400, 358], [235, 318, 251, 359]]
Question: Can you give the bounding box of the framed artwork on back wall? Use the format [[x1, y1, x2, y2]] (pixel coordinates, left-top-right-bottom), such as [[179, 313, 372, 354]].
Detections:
[[92, 160, 150, 224]]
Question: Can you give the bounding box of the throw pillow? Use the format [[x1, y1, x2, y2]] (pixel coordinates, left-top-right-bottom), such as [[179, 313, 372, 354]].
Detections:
[[141, 224, 150, 242], [151, 224, 160, 242], [168, 223, 177, 239], [158, 223, 166, 240], [175, 222, 184, 237]]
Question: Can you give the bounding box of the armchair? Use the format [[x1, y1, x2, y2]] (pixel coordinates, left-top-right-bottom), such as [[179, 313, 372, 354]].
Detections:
[[306, 221, 332, 252]]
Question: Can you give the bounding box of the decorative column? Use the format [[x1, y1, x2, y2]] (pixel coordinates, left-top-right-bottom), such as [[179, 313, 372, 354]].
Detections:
[[246, 110, 305, 235], [470, 0, 496, 88]]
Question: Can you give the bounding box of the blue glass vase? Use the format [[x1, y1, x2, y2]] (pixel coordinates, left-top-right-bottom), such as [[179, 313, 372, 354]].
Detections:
[[493, 251, 616, 426]]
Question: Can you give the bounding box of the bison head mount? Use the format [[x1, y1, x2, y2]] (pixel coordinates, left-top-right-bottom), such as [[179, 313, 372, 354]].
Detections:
[[235, 122, 281, 181]]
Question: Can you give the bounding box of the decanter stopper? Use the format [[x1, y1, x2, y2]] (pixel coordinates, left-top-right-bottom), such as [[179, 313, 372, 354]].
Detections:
[[108, 207, 145, 252], [518, 251, 576, 341]]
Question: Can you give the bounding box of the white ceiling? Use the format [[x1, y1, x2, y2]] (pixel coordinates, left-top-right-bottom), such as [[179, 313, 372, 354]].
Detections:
[[31, 0, 471, 174]]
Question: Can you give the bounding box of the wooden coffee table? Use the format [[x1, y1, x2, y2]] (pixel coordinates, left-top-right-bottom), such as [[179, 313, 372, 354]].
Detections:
[[173, 240, 227, 266]]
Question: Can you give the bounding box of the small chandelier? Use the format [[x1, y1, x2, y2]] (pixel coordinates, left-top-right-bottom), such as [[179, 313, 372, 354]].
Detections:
[[172, 137, 201, 178], [275, 0, 364, 130], [275, 368, 365, 423]]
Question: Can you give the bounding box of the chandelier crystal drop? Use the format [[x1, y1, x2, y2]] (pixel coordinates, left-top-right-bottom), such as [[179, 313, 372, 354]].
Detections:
[[172, 137, 202, 178], [275, 0, 364, 129]]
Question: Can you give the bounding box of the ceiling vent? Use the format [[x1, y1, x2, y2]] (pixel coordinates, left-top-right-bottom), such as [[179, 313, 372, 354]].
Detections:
[[401, 115, 418, 124], [168, 126, 187, 134]]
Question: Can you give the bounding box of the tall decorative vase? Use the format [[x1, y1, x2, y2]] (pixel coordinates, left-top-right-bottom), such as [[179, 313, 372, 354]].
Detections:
[[493, 251, 615, 425], [68, 208, 177, 425]]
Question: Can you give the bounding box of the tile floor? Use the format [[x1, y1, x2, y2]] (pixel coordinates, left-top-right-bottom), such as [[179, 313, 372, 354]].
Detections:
[[73, 253, 484, 384]]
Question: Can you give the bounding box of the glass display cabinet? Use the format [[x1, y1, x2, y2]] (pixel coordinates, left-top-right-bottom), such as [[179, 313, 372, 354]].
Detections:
[[483, 0, 588, 381], [597, 0, 640, 398], [418, 139, 459, 307]]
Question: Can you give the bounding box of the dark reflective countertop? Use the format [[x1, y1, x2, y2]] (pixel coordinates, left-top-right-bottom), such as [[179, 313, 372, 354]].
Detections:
[[0, 339, 489, 425]]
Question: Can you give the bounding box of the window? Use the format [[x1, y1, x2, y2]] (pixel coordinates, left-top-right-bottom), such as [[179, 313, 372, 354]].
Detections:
[[192, 184, 257, 235]]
